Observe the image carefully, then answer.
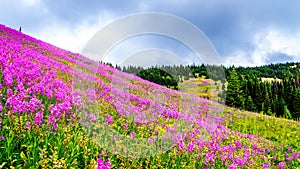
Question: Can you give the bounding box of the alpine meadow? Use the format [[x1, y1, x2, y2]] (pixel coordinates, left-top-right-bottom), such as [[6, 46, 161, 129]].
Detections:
[[0, 24, 300, 169]]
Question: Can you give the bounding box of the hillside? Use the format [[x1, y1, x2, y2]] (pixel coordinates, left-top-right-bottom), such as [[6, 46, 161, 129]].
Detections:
[[122, 63, 300, 120], [0, 24, 299, 168]]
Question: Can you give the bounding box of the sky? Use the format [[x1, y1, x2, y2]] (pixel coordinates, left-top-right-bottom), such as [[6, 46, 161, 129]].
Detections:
[[1, 0, 300, 67]]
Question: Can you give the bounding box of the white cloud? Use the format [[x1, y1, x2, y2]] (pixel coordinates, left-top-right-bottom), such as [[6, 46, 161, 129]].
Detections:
[[2, 0, 300, 68], [34, 12, 117, 53], [21, 0, 40, 6], [224, 50, 257, 67], [37, 23, 97, 53], [225, 29, 300, 67], [253, 29, 300, 60]]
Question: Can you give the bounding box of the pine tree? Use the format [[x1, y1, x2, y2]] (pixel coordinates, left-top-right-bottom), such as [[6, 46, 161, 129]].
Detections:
[[272, 95, 280, 116], [277, 98, 285, 117], [282, 99, 292, 119], [267, 108, 272, 116], [282, 70, 292, 107], [245, 96, 255, 111], [284, 105, 292, 119], [264, 83, 271, 113], [226, 68, 245, 108], [252, 77, 262, 112], [296, 70, 299, 87], [291, 88, 300, 119]]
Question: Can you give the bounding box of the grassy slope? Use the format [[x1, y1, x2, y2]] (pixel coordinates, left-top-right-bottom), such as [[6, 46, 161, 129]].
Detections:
[[180, 77, 300, 146], [0, 25, 299, 168]]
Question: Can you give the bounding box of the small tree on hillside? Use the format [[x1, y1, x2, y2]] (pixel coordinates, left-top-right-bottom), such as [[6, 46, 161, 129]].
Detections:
[[245, 95, 255, 111], [282, 99, 292, 119], [226, 68, 245, 108]]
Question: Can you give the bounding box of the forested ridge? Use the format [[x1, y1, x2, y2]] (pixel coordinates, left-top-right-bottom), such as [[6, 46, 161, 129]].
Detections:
[[106, 62, 300, 120], [226, 67, 300, 120]]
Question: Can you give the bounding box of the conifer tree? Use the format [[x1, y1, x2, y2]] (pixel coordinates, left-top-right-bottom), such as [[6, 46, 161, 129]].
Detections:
[[291, 88, 300, 119], [226, 68, 245, 108], [245, 95, 255, 111], [282, 99, 292, 119]]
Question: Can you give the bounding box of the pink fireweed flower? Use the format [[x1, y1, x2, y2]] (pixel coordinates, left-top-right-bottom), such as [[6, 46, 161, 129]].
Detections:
[[106, 114, 113, 125], [262, 162, 270, 168], [26, 122, 31, 127], [220, 155, 227, 162], [105, 95, 112, 102], [0, 103, 2, 112], [227, 153, 233, 161], [52, 123, 58, 130], [0, 136, 4, 140], [84, 112, 88, 117], [292, 152, 298, 159], [123, 123, 128, 130], [236, 157, 247, 167], [166, 126, 170, 132], [130, 131, 135, 138], [228, 164, 237, 169], [48, 114, 55, 125], [286, 157, 292, 162], [187, 141, 194, 152], [278, 162, 285, 167], [178, 140, 185, 150], [97, 158, 110, 169], [89, 113, 96, 121], [6, 88, 13, 97], [34, 111, 43, 125], [205, 153, 215, 162], [243, 151, 251, 159], [3, 72, 13, 87], [134, 118, 140, 125], [235, 140, 242, 149]]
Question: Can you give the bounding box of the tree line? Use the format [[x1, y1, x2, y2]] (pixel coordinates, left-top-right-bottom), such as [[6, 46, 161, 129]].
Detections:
[[226, 68, 300, 119], [101, 61, 300, 119]]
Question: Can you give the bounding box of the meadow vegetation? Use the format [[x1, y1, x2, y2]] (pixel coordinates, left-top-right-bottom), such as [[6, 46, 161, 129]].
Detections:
[[0, 24, 299, 168]]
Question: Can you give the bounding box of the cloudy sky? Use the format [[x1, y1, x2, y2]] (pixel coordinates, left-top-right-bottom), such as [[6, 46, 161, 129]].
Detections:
[[1, 0, 300, 67]]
